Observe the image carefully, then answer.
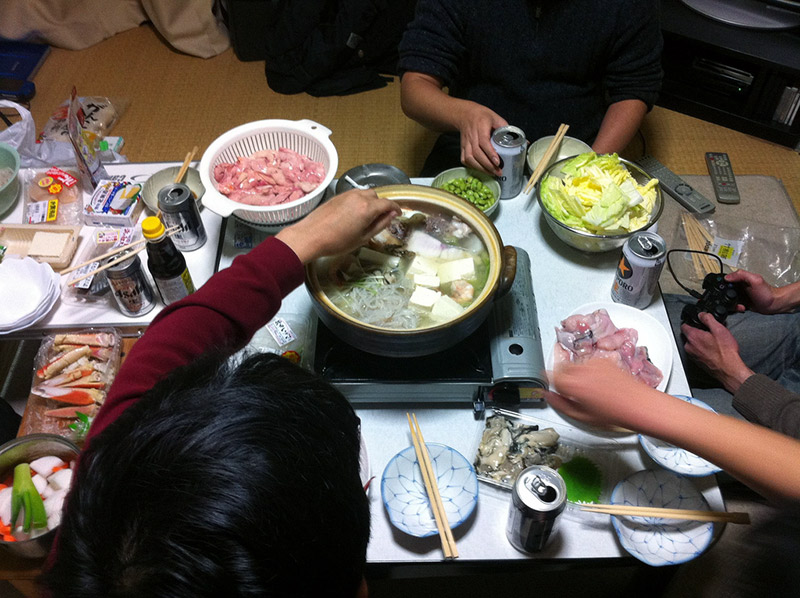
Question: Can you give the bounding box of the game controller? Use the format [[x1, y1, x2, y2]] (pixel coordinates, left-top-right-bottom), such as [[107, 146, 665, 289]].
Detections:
[[681, 272, 745, 329]]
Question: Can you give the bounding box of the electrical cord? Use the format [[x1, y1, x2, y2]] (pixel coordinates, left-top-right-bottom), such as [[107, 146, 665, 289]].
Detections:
[[666, 248, 724, 299]]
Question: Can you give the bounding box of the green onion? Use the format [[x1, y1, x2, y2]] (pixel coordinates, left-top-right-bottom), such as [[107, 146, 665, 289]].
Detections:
[[11, 463, 47, 533]]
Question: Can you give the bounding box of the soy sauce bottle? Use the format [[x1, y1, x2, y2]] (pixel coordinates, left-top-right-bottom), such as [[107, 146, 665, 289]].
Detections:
[[141, 215, 195, 305]]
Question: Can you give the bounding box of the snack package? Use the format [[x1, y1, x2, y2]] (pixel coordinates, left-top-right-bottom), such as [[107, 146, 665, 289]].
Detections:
[[66, 87, 108, 190], [62, 227, 140, 305], [19, 328, 123, 444], [38, 95, 126, 144], [83, 177, 144, 227], [22, 166, 84, 226]]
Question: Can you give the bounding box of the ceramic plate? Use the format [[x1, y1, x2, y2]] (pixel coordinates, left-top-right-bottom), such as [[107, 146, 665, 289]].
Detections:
[[381, 443, 478, 537], [549, 301, 673, 392], [639, 396, 723, 476], [610, 469, 714, 566]]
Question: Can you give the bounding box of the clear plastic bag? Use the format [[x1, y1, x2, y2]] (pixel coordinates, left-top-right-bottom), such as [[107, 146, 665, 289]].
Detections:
[[21, 166, 84, 226], [669, 213, 800, 290]]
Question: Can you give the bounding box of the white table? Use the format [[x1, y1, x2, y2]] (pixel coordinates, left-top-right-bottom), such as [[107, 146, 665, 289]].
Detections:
[[3, 165, 723, 566]]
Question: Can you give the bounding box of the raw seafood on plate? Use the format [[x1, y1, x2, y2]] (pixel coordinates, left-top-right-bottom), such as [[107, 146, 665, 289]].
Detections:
[[554, 308, 663, 388]]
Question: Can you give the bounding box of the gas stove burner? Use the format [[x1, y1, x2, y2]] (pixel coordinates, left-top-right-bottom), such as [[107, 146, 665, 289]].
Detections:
[[312, 248, 548, 412]]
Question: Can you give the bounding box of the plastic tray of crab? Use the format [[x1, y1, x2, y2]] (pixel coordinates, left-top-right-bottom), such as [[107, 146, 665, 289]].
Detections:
[[472, 410, 629, 525], [29, 329, 123, 421]]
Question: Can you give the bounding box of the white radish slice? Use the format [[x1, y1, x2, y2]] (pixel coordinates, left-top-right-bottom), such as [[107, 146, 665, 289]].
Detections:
[[32, 474, 47, 495], [30, 455, 65, 478], [0, 487, 12, 526], [47, 468, 73, 491]]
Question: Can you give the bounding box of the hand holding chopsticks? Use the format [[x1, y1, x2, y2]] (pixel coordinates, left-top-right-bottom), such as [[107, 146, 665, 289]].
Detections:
[[577, 503, 751, 524], [407, 413, 459, 559], [524, 123, 569, 195]]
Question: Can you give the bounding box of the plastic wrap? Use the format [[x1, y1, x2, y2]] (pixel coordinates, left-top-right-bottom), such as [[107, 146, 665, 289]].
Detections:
[[21, 166, 84, 226], [19, 328, 123, 444]]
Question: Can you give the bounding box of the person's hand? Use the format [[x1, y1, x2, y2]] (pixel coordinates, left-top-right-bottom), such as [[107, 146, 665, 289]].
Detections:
[[726, 270, 786, 314], [681, 311, 754, 393], [276, 190, 401, 263], [456, 103, 507, 176], [545, 359, 659, 430]]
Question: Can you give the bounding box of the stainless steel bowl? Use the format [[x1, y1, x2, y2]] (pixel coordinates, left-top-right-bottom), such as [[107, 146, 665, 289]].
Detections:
[[0, 434, 79, 559], [535, 156, 663, 253]]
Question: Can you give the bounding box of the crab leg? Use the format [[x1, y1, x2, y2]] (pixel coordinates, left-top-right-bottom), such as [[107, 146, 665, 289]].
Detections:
[[61, 372, 106, 389], [39, 368, 95, 387], [36, 346, 92, 379], [31, 386, 103, 406], [53, 344, 113, 361], [45, 405, 98, 419], [53, 333, 115, 347]]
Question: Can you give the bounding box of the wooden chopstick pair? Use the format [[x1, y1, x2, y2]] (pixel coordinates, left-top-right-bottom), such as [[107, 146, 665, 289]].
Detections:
[[407, 413, 458, 559], [64, 225, 180, 286], [175, 146, 199, 185], [524, 123, 570, 195], [578, 503, 751, 524]]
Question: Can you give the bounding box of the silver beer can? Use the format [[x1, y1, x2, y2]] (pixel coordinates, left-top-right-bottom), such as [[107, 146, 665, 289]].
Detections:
[[106, 253, 156, 317], [491, 125, 527, 199], [611, 231, 667, 309], [157, 183, 207, 251], [506, 465, 567, 552]]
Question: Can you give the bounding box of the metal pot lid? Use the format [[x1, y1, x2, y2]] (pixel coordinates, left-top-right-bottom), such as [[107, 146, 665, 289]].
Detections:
[[334, 164, 411, 194]]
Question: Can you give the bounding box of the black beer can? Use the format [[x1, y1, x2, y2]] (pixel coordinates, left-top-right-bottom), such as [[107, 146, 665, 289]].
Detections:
[[106, 253, 156, 317], [506, 465, 567, 552], [157, 183, 207, 251]]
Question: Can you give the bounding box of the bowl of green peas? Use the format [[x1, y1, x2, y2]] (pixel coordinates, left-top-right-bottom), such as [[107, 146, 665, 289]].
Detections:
[[432, 167, 500, 217]]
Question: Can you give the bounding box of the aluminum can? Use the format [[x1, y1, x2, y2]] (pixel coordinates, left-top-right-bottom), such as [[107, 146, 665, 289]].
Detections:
[[611, 231, 667, 309], [106, 253, 156, 317], [506, 465, 567, 552], [491, 125, 527, 199], [157, 183, 207, 251]]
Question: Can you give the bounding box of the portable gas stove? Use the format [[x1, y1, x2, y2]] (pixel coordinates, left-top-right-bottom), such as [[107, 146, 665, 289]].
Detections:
[[312, 248, 547, 414]]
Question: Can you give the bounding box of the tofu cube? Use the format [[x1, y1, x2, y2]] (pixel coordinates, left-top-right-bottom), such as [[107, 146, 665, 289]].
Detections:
[[431, 295, 465, 322], [28, 232, 70, 258], [413, 273, 440, 288], [409, 285, 441, 310], [437, 257, 475, 283], [407, 255, 439, 276]]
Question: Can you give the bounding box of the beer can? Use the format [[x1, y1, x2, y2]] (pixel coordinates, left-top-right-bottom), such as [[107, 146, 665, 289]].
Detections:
[[106, 253, 156, 317], [506, 465, 567, 552], [157, 183, 207, 251], [611, 231, 667, 309], [491, 125, 527, 199]]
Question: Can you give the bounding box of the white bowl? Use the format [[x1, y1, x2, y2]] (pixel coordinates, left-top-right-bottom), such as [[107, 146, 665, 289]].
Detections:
[[526, 135, 591, 173], [381, 443, 478, 537], [199, 119, 338, 227], [431, 167, 500, 217], [610, 469, 714, 566], [141, 166, 205, 213]]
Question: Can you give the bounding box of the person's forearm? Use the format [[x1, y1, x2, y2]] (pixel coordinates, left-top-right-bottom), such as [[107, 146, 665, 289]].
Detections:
[[774, 280, 800, 312], [400, 72, 465, 133], [591, 99, 648, 155], [635, 389, 800, 503]]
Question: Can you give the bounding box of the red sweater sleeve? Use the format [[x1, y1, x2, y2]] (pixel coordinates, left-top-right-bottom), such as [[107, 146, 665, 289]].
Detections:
[[86, 237, 305, 440]]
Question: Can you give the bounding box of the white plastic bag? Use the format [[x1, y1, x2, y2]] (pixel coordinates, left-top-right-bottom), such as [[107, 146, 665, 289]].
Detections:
[[0, 100, 76, 168]]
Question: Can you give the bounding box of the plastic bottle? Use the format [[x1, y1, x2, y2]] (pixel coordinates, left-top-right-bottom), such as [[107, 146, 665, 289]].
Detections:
[[141, 215, 195, 305]]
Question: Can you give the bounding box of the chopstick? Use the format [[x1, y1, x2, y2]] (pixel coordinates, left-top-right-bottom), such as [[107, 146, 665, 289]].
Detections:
[[61, 225, 180, 275], [577, 503, 751, 524], [66, 245, 147, 286], [175, 145, 199, 184], [524, 123, 569, 195], [407, 413, 458, 559]]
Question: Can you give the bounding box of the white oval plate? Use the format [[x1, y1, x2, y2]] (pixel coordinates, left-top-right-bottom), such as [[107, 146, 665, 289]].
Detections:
[[610, 469, 714, 566], [550, 301, 672, 392], [381, 443, 478, 538], [639, 395, 723, 476]]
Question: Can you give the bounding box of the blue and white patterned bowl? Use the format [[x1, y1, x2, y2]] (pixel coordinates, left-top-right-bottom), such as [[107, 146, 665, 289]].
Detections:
[[610, 469, 714, 566], [639, 395, 723, 477], [381, 443, 478, 537]]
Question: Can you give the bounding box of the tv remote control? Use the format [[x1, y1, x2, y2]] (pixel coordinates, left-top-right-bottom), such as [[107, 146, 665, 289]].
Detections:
[[635, 155, 715, 214], [705, 152, 740, 204]]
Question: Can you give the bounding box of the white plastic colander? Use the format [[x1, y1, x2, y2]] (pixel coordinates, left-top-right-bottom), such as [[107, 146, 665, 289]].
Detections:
[[199, 119, 338, 227]]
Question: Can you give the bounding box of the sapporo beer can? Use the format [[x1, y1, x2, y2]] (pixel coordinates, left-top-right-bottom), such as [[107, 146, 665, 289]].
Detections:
[[491, 125, 527, 199], [611, 231, 667, 309], [506, 466, 567, 553], [105, 253, 156, 317], [157, 183, 207, 251]]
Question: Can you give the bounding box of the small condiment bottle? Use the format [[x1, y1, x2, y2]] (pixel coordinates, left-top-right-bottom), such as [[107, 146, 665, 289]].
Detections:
[[141, 215, 196, 305]]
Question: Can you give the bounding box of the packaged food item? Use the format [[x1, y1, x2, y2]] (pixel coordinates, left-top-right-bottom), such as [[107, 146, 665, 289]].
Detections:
[[66, 87, 108, 190], [38, 95, 125, 144], [62, 227, 139, 305], [19, 328, 123, 443], [0, 223, 80, 270], [83, 178, 144, 227], [246, 313, 317, 369], [22, 166, 84, 226]]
